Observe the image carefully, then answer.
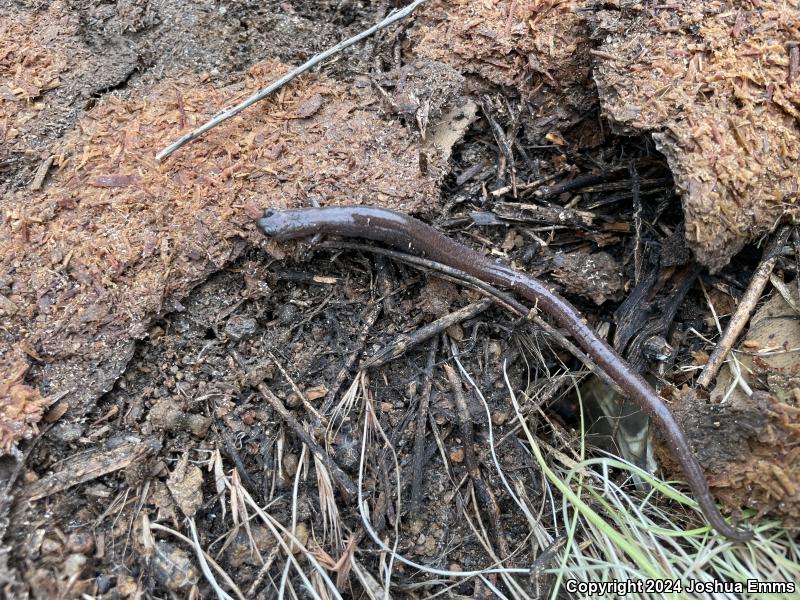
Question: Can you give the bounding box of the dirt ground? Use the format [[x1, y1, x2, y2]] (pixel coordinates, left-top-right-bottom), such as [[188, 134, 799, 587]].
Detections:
[[1, 1, 799, 598]]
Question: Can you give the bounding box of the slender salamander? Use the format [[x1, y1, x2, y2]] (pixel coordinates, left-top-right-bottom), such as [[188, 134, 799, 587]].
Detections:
[[257, 205, 752, 541]]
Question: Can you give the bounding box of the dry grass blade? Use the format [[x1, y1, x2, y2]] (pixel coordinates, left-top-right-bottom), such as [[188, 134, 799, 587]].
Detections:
[[187, 517, 238, 600], [278, 445, 308, 598], [450, 343, 542, 533], [147, 521, 245, 600], [326, 375, 361, 447], [246, 543, 283, 598], [212, 449, 227, 522], [499, 363, 798, 600], [359, 376, 401, 598], [140, 513, 156, 563], [231, 469, 260, 563], [224, 474, 343, 600], [313, 454, 344, 551], [350, 556, 387, 599], [259, 382, 357, 498], [356, 381, 531, 579]]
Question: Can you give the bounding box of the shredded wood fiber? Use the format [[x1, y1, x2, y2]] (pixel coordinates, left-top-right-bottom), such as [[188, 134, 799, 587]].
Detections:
[[590, 0, 800, 270], [0, 59, 443, 451]]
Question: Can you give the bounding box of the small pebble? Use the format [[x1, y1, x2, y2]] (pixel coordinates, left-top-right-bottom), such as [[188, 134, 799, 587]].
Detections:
[[446, 323, 465, 342], [286, 392, 303, 408], [283, 453, 299, 478], [187, 414, 212, 437], [491, 410, 509, 426], [63, 553, 88, 577], [66, 532, 94, 554], [150, 542, 198, 590], [275, 303, 298, 324], [290, 522, 308, 554], [449, 447, 465, 463], [40, 538, 62, 555], [48, 421, 83, 444], [96, 574, 114, 594], [408, 518, 424, 535], [224, 315, 258, 341], [115, 575, 138, 596]]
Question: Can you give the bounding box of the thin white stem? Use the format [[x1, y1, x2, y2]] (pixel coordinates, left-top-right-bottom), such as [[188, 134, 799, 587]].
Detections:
[[156, 0, 429, 161], [357, 386, 531, 578]]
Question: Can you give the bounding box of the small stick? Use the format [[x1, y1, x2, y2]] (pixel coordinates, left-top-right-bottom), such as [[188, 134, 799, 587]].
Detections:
[[481, 95, 516, 194], [444, 363, 510, 559], [410, 338, 438, 509], [629, 162, 643, 285], [321, 239, 624, 393], [156, 0, 429, 161], [218, 426, 258, 491], [267, 351, 324, 424], [532, 172, 606, 199], [30, 155, 54, 191], [792, 230, 800, 302], [319, 256, 392, 415], [697, 226, 791, 388], [320, 301, 381, 414], [361, 298, 492, 369], [490, 168, 568, 198], [258, 383, 357, 499], [444, 364, 477, 480]]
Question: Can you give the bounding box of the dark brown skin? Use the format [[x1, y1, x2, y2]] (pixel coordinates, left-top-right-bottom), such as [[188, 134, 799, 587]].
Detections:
[[257, 205, 752, 541]]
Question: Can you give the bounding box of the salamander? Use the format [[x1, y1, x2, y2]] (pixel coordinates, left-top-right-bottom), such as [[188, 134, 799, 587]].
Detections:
[[257, 205, 752, 541]]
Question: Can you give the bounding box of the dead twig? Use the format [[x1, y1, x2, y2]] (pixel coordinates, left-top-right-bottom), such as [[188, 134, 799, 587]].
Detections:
[[410, 338, 438, 509], [320, 300, 382, 413], [444, 363, 510, 560], [267, 351, 325, 424], [445, 364, 476, 478], [361, 298, 492, 369], [492, 200, 595, 229], [156, 0, 429, 161], [321, 255, 393, 414], [320, 239, 625, 394], [490, 167, 570, 198], [697, 226, 791, 388], [17, 435, 161, 502], [629, 162, 643, 285], [29, 155, 54, 191], [793, 230, 800, 302], [217, 424, 258, 491], [480, 95, 516, 194]]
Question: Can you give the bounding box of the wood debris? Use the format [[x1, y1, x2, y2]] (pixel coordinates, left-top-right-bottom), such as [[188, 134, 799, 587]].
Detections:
[[590, 0, 800, 270], [408, 0, 598, 144], [0, 15, 64, 154], [0, 59, 445, 452]]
